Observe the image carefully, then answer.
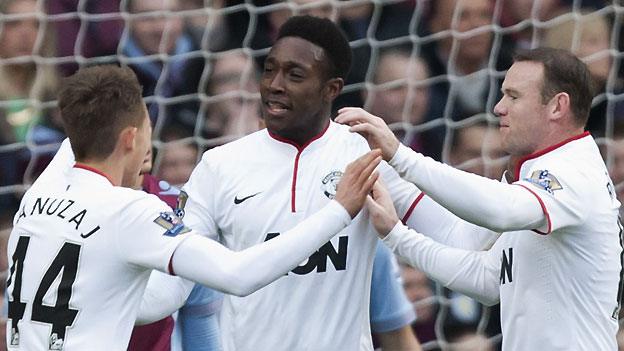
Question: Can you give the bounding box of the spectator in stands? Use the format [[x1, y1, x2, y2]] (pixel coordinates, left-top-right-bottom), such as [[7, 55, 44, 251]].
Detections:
[[202, 49, 263, 141], [47, 0, 124, 75], [449, 121, 507, 180], [121, 0, 203, 127], [0, 0, 63, 212], [179, 0, 230, 52], [497, 0, 563, 50], [155, 140, 199, 187], [420, 0, 513, 159], [363, 48, 434, 155], [400, 263, 437, 344], [542, 8, 621, 136]]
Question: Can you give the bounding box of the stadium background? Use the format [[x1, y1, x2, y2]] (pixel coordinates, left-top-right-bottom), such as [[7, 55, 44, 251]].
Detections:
[[0, 0, 623, 350]]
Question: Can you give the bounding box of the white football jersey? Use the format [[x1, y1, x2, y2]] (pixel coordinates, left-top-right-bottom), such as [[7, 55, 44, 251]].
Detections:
[[387, 132, 622, 350], [183, 122, 420, 351], [7, 164, 189, 350], [495, 132, 621, 350]]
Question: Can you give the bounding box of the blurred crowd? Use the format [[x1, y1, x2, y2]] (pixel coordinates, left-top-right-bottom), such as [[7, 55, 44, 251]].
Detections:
[[0, 0, 623, 350]]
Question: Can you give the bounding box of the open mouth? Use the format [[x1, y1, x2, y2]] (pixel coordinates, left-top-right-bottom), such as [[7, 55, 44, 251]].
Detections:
[[265, 100, 290, 115]]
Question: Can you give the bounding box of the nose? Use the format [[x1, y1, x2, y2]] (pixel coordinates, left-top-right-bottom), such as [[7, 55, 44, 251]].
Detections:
[[267, 71, 285, 94], [493, 98, 505, 117]]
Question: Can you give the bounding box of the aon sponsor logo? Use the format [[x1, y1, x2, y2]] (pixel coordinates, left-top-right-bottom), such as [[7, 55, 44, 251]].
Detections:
[[265, 233, 348, 274]]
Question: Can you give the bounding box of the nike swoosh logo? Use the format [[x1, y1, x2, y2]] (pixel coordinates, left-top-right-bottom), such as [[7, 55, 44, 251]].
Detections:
[[234, 192, 262, 204]]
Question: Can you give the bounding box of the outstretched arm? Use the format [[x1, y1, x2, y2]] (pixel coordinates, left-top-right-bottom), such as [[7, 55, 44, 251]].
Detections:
[[337, 108, 545, 233], [170, 150, 382, 297], [135, 271, 194, 325], [367, 181, 501, 306]]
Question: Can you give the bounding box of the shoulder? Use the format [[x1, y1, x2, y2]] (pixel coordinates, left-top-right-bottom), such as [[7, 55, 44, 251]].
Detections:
[[114, 187, 171, 215], [328, 122, 371, 150], [519, 137, 605, 194], [201, 129, 268, 162]]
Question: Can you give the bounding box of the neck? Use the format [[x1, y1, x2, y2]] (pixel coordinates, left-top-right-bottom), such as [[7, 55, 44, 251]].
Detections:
[[273, 117, 330, 148], [531, 126, 586, 154], [75, 159, 123, 186]]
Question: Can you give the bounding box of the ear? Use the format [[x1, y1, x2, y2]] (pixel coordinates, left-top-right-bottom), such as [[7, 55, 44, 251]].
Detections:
[[548, 92, 571, 122], [323, 77, 344, 103], [118, 126, 138, 152]]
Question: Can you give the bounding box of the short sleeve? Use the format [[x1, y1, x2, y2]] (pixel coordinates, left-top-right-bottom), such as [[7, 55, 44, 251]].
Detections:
[[514, 167, 585, 234], [182, 156, 219, 240], [369, 241, 416, 332], [115, 195, 193, 273]]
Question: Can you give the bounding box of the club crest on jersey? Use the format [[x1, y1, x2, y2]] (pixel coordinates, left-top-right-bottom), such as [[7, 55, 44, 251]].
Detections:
[[321, 171, 343, 199], [175, 190, 188, 219], [154, 211, 191, 237], [524, 170, 563, 194]]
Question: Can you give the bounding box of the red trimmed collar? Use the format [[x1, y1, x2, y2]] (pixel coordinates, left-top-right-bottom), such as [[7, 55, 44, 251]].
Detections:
[[268, 120, 330, 152], [513, 131, 591, 181], [73, 163, 116, 186]]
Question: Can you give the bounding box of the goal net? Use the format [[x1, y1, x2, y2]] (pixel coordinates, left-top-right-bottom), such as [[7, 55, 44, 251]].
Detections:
[[0, 0, 622, 349]]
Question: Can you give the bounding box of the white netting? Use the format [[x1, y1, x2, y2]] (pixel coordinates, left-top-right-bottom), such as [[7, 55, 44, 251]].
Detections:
[[0, 0, 623, 349]]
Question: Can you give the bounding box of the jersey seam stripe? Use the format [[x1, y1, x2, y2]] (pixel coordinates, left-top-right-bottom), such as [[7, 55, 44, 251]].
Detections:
[[513, 131, 590, 181], [401, 192, 425, 224], [514, 184, 552, 235], [291, 151, 301, 212]]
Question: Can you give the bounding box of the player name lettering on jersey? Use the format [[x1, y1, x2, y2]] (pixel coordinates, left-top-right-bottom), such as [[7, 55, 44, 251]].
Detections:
[[15, 197, 101, 238]]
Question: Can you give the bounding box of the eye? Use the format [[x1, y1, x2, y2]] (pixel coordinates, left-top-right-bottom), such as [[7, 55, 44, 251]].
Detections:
[[289, 69, 305, 80]]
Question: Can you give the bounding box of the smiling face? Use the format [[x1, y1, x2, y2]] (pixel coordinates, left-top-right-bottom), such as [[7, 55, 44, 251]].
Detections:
[[494, 61, 550, 156], [260, 36, 340, 144]]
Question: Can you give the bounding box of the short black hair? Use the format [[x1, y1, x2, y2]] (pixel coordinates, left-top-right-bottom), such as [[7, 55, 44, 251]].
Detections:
[[276, 15, 352, 80]]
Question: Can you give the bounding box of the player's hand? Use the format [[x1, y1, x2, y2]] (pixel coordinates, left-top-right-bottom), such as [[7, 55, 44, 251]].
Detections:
[[335, 107, 400, 161], [366, 180, 400, 238], [335, 150, 382, 218]]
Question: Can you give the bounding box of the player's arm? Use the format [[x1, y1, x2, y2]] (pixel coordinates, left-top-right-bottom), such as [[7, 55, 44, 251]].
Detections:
[[135, 271, 195, 325], [367, 181, 501, 306], [370, 243, 421, 351], [406, 195, 500, 250], [170, 150, 381, 297], [381, 162, 499, 251], [337, 108, 545, 233], [177, 286, 222, 351]]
